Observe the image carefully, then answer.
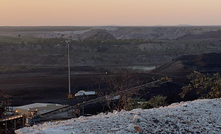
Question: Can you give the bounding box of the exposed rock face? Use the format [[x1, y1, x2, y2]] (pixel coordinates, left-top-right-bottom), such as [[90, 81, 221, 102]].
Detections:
[[108, 26, 221, 40], [177, 30, 221, 40], [0, 26, 221, 67], [0, 42, 220, 67], [1, 26, 221, 40], [0, 41, 220, 67], [82, 29, 116, 41]]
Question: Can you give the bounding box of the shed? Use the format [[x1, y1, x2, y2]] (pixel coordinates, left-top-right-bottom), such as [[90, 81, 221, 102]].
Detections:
[[15, 103, 67, 115]]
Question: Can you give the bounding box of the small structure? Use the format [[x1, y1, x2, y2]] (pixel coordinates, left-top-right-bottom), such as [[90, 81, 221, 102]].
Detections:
[[15, 103, 69, 126], [15, 103, 66, 116], [0, 98, 24, 134]]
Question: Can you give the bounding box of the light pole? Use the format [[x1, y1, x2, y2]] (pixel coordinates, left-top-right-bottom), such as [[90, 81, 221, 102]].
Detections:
[[66, 40, 72, 98]]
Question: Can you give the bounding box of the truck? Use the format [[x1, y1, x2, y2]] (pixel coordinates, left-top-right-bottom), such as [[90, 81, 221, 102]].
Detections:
[[74, 90, 96, 97]]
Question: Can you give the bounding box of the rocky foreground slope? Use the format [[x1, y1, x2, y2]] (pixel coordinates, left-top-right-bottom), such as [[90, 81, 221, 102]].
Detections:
[[15, 98, 221, 134]]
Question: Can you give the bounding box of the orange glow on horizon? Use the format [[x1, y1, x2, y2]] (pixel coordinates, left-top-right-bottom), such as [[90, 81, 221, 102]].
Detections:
[[0, 0, 221, 26]]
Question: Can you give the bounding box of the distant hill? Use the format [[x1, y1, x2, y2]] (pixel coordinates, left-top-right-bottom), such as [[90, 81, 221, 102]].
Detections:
[[83, 29, 116, 41], [177, 30, 221, 40], [152, 53, 221, 74], [1, 26, 221, 40], [1, 26, 221, 68]]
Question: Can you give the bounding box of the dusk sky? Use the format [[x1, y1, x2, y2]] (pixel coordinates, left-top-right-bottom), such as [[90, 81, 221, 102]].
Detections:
[[0, 0, 221, 26]]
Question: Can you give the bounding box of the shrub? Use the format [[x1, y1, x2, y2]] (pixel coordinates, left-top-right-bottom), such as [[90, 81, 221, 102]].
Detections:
[[180, 71, 221, 99], [124, 98, 148, 111], [148, 95, 167, 108]]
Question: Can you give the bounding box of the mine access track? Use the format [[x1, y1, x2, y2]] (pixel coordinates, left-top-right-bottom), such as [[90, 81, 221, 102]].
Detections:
[[40, 78, 172, 117]]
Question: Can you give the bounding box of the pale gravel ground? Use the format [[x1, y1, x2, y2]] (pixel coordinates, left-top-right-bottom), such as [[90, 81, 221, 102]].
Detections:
[[15, 98, 221, 134]]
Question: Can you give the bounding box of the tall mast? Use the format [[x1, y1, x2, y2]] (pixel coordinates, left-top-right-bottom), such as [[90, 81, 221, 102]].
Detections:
[[66, 40, 72, 98]]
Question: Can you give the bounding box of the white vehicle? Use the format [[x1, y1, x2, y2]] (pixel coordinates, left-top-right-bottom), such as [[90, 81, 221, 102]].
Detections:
[[74, 90, 96, 97], [105, 95, 120, 101]]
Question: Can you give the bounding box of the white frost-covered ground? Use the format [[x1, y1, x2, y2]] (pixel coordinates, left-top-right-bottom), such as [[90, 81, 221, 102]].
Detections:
[[15, 98, 221, 134]]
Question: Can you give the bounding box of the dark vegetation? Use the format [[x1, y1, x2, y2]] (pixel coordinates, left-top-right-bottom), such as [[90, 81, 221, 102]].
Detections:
[[180, 71, 221, 99]]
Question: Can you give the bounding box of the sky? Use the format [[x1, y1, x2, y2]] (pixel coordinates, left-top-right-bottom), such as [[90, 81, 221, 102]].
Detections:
[[0, 0, 221, 26]]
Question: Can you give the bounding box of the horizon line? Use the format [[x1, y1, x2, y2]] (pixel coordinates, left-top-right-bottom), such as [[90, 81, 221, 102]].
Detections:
[[0, 25, 221, 27]]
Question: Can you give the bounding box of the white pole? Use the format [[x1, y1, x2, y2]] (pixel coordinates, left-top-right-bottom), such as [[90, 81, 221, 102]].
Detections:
[[66, 40, 72, 98]]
